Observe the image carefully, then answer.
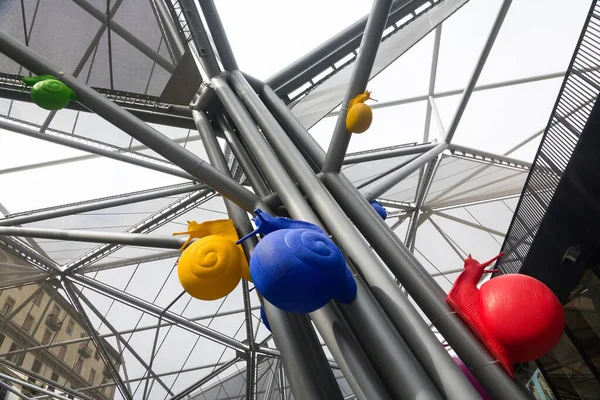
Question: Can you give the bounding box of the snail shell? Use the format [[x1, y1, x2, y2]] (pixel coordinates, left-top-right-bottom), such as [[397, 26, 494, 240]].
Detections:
[[480, 274, 564, 362], [250, 228, 356, 314], [346, 103, 373, 134], [31, 79, 77, 111], [178, 235, 246, 301]]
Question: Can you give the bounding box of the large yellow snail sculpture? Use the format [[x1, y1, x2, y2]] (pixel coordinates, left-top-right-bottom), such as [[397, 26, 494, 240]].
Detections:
[[173, 220, 251, 301], [345, 90, 377, 134]]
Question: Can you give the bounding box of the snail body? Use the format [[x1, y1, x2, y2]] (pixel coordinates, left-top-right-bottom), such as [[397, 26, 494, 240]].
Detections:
[[23, 75, 77, 111], [447, 253, 564, 376], [346, 90, 376, 134], [370, 200, 387, 220], [174, 220, 251, 301], [239, 210, 357, 314]]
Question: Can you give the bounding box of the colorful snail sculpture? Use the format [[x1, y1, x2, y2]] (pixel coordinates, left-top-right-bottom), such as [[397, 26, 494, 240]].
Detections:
[[22, 75, 77, 111], [447, 253, 564, 376], [173, 219, 251, 301], [345, 90, 376, 134], [370, 200, 387, 220], [238, 209, 357, 314]]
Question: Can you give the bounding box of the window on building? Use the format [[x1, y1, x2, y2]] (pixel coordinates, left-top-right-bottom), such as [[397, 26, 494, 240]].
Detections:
[[23, 314, 35, 333], [51, 304, 61, 317], [74, 358, 83, 375], [41, 328, 52, 345], [31, 358, 42, 374], [50, 371, 59, 382], [2, 297, 15, 314], [34, 292, 43, 307], [89, 368, 96, 384], [7, 343, 20, 363], [58, 345, 67, 360], [94, 349, 100, 361], [66, 319, 75, 336]]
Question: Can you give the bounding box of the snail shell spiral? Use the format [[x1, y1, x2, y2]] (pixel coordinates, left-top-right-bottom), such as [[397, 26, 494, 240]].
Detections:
[[250, 228, 355, 314], [178, 235, 245, 301], [31, 80, 75, 111]]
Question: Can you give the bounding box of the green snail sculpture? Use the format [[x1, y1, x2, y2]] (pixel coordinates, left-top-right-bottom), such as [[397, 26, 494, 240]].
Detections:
[[22, 75, 77, 111]]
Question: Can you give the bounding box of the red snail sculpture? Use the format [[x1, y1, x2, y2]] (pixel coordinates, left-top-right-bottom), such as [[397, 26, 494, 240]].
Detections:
[[446, 252, 564, 377]]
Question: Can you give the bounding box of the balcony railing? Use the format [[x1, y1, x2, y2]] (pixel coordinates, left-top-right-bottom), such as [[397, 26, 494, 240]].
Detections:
[[78, 343, 92, 358], [45, 314, 62, 331]]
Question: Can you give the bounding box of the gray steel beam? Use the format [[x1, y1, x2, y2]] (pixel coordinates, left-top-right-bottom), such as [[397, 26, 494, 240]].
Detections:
[[342, 143, 437, 164], [432, 211, 505, 237], [0, 183, 206, 227], [61, 281, 133, 400], [444, 0, 513, 143], [0, 29, 260, 213], [151, 0, 186, 60], [179, 0, 221, 77], [258, 79, 524, 399], [0, 226, 193, 248], [216, 115, 271, 197], [81, 250, 180, 273], [362, 142, 448, 202], [0, 372, 84, 400], [214, 75, 373, 400], [423, 26, 442, 142], [197, 0, 238, 71], [64, 281, 174, 397], [322, 0, 393, 173], [267, 0, 420, 94], [229, 71, 445, 400], [0, 380, 32, 400], [0, 119, 195, 181], [70, 0, 175, 73], [448, 143, 532, 168]]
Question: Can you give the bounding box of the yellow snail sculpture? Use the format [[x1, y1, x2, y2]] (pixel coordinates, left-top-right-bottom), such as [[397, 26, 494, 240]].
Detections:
[[173, 219, 251, 301], [345, 90, 377, 134]]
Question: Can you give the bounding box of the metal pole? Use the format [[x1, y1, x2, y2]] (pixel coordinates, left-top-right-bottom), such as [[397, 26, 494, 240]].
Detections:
[[151, 0, 186, 60], [170, 357, 242, 400], [362, 142, 448, 202], [179, 0, 221, 77], [0, 30, 260, 212], [212, 75, 391, 400], [325, 174, 531, 400], [342, 143, 437, 164], [229, 71, 481, 400], [0, 119, 195, 181], [444, 0, 513, 143], [258, 79, 514, 399], [216, 115, 271, 197], [0, 373, 75, 400], [322, 0, 393, 173], [60, 281, 133, 400], [0, 226, 196, 248], [266, 0, 412, 92], [0, 183, 205, 227], [0, 380, 32, 400], [195, 110, 346, 400], [69, 0, 175, 73], [197, 0, 238, 71]]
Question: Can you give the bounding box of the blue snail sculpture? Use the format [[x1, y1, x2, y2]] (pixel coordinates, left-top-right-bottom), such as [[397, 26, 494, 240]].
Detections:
[[260, 306, 272, 332], [238, 210, 357, 314], [370, 200, 387, 220]]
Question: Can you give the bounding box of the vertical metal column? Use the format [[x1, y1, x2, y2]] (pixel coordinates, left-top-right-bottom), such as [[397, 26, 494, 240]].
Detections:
[[260, 83, 484, 399], [193, 111, 344, 400], [212, 75, 392, 400], [322, 0, 393, 173]]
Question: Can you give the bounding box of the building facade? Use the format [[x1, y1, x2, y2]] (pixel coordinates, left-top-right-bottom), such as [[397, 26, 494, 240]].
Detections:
[[0, 250, 121, 400]]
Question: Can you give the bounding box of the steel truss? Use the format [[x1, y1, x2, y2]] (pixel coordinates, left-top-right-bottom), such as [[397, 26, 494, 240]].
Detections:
[[0, 0, 568, 399]]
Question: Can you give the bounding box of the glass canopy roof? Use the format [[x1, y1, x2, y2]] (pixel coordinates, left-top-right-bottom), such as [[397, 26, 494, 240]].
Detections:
[[0, 0, 593, 399]]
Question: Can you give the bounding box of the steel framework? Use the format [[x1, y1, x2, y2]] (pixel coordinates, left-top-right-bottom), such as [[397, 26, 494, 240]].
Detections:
[[0, 0, 589, 399]]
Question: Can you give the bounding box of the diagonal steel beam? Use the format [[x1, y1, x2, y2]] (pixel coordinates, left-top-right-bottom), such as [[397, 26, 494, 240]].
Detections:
[[170, 357, 242, 400], [423, 26, 442, 142], [432, 211, 505, 236], [0, 236, 59, 274], [0, 183, 206, 227], [61, 280, 133, 400], [64, 189, 215, 273], [69, 0, 175, 73], [64, 281, 175, 398], [0, 118, 195, 181], [0, 281, 47, 331]]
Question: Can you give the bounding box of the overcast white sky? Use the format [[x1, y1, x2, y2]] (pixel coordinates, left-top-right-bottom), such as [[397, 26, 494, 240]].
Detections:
[[0, 0, 594, 398]]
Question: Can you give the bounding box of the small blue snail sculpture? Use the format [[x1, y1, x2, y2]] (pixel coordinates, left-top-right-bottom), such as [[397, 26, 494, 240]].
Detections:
[[238, 210, 357, 317], [370, 200, 387, 220]]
